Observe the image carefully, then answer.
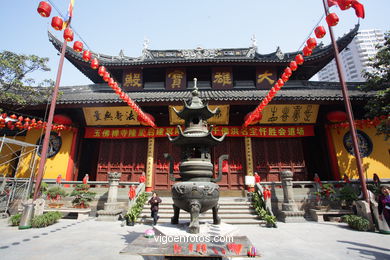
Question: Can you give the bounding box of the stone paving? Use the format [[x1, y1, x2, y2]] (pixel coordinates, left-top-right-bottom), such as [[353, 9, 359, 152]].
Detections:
[[0, 217, 389, 260]]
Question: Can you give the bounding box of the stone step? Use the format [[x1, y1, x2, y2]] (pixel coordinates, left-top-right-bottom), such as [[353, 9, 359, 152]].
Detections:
[[144, 204, 253, 209], [137, 217, 265, 225], [142, 208, 256, 214], [140, 212, 259, 219]]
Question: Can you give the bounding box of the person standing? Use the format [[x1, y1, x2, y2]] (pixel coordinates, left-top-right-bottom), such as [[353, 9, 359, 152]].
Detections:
[[148, 192, 162, 225], [378, 185, 390, 234]]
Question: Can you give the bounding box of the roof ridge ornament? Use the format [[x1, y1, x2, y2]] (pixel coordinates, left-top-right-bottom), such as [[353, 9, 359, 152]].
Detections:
[[276, 46, 284, 60]]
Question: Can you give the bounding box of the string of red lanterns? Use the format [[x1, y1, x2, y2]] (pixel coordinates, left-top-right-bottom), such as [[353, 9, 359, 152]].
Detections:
[[243, 1, 364, 127], [327, 115, 389, 130], [0, 112, 72, 135], [36, 1, 156, 128]]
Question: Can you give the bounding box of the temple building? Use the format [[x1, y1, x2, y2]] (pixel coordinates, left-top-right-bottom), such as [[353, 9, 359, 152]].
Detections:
[[1, 24, 389, 192]]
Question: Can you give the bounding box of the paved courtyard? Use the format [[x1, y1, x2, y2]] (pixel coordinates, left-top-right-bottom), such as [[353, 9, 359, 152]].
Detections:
[[0, 217, 389, 260]]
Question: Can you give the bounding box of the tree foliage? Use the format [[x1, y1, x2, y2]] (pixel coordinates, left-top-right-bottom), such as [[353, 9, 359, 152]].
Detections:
[[360, 32, 390, 139], [0, 50, 54, 109]]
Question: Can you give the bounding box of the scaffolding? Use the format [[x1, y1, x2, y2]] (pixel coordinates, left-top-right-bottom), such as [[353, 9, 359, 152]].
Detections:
[[0, 136, 39, 217]]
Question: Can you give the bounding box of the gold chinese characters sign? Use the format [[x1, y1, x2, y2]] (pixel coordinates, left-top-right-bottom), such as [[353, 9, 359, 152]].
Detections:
[[166, 68, 186, 90], [212, 67, 233, 89], [122, 69, 143, 91], [256, 68, 277, 89], [253, 104, 319, 124], [83, 107, 140, 126], [169, 105, 229, 125]]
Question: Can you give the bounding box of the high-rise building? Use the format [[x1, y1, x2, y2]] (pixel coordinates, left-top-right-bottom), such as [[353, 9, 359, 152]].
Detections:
[[318, 29, 385, 82]]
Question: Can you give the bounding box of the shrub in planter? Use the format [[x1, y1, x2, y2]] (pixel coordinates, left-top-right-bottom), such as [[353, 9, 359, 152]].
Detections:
[[9, 213, 22, 226], [31, 211, 62, 228], [341, 215, 370, 231], [70, 184, 96, 208], [46, 186, 67, 204], [338, 185, 358, 208]]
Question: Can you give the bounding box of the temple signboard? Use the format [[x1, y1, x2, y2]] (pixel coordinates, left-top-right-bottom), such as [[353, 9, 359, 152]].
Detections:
[[122, 69, 143, 91], [212, 67, 233, 89], [83, 106, 140, 126], [256, 68, 277, 89], [169, 105, 229, 125], [166, 68, 186, 90], [249, 104, 319, 124]]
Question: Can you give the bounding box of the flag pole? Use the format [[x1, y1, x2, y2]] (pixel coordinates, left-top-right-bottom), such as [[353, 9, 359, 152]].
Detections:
[[321, 0, 369, 202]]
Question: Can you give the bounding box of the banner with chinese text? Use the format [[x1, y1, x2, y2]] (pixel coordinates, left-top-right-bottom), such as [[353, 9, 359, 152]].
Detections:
[[166, 68, 186, 90], [85, 125, 314, 139], [169, 105, 229, 125], [256, 68, 277, 89], [212, 67, 233, 89], [83, 107, 140, 126], [122, 69, 143, 91], [253, 104, 319, 124]]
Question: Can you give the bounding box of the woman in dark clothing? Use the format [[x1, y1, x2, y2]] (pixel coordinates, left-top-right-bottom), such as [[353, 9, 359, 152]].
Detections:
[[378, 185, 390, 234], [148, 192, 162, 225]]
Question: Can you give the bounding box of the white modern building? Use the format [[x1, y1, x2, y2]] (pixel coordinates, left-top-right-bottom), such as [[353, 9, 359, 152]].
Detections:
[[318, 29, 385, 82]]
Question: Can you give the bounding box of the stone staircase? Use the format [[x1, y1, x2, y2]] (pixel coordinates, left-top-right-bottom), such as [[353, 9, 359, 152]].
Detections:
[[138, 197, 266, 225]]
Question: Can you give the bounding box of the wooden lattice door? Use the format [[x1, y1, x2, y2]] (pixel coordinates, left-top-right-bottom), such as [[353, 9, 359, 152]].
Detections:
[[96, 139, 147, 181]]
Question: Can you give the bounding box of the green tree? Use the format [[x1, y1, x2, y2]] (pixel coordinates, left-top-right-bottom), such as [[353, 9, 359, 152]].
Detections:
[[361, 32, 390, 139], [0, 50, 54, 110]]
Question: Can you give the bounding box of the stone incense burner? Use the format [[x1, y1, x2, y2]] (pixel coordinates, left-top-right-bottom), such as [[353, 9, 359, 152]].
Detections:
[[164, 79, 228, 234]]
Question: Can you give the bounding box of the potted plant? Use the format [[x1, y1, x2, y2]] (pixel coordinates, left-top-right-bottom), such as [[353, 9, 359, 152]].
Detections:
[[70, 184, 96, 208], [46, 186, 67, 208], [314, 183, 337, 209], [337, 185, 358, 209]]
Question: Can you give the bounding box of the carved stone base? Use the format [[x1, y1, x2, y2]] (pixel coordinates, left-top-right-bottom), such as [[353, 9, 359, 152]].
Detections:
[[97, 209, 123, 221], [279, 211, 306, 223]]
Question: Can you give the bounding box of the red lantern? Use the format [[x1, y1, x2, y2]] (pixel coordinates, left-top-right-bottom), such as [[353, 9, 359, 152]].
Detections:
[[63, 28, 74, 42], [289, 61, 298, 71], [137, 113, 155, 126], [103, 72, 110, 82], [277, 79, 284, 87], [326, 111, 347, 123], [37, 1, 52, 17], [10, 114, 17, 120], [281, 73, 289, 83], [90, 58, 99, 69], [98, 66, 106, 76], [53, 114, 72, 125], [302, 46, 312, 56], [306, 37, 317, 50], [73, 41, 83, 52], [295, 54, 304, 65], [82, 50, 91, 62], [326, 13, 339, 27], [315, 26, 326, 39], [108, 78, 115, 87], [18, 116, 24, 122], [51, 16, 63, 31], [284, 67, 292, 77], [274, 82, 281, 91]]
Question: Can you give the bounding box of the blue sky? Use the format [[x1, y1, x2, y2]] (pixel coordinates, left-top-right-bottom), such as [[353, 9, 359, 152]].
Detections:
[[1, 0, 388, 86]]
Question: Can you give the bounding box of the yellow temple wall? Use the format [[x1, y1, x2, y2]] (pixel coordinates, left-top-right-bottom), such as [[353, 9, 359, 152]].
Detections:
[[14, 129, 74, 179], [330, 127, 390, 179], [0, 136, 26, 176]]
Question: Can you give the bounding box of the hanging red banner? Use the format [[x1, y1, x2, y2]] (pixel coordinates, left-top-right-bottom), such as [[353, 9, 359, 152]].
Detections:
[[84, 125, 314, 139]]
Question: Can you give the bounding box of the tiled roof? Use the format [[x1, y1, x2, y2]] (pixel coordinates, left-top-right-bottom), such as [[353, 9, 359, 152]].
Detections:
[[57, 80, 372, 105], [49, 25, 359, 84]]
